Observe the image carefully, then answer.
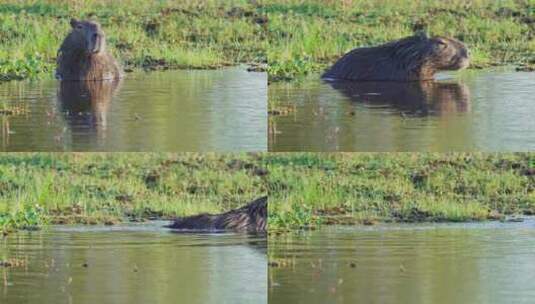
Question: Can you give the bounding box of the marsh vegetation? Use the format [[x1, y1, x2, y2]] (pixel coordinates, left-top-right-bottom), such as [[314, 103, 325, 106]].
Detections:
[[0, 153, 268, 233], [0, 0, 267, 81], [265, 0, 535, 80]]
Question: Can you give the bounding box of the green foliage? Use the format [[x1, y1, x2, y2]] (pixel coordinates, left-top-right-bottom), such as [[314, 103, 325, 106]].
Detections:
[[266, 0, 535, 80], [0, 0, 267, 81], [0, 153, 267, 232], [0, 204, 47, 233], [268, 153, 535, 229]]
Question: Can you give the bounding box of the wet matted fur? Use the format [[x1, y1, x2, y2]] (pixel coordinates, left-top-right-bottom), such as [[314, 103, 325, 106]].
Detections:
[[322, 34, 469, 81], [167, 196, 267, 232], [56, 19, 123, 81]]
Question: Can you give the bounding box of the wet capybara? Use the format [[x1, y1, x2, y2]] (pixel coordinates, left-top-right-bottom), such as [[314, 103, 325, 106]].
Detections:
[[328, 80, 471, 115], [56, 19, 123, 81], [322, 33, 469, 81], [167, 196, 267, 233]]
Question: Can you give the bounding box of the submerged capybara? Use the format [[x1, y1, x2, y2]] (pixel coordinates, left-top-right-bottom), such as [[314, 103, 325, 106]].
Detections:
[[167, 196, 267, 233], [328, 80, 471, 115], [322, 33, 469, 81], [56, 19, 123, 81]]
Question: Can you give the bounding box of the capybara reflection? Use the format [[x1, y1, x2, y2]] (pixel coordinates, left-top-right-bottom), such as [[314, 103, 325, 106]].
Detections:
[[56, 19, 123, 81], [323, 33, 469, 81], [59, 79, 121, 132], [168, 196, 267, 233], [327, 80, 471, 115]]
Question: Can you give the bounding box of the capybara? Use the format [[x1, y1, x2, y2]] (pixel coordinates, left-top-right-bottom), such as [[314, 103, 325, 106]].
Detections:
[[327, 80, 471, 115], [322, 34, 469, 81], [167, 196, 267, 233], [56, 19, 123, 81]]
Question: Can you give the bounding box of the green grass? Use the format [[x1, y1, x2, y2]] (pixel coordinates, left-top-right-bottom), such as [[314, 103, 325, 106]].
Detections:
[[0, 0, 267, 81], [267, 153, 535, 229], [2, 153, 534, 233], [0, 153, 268, 233], [266, 0, 535, 80]]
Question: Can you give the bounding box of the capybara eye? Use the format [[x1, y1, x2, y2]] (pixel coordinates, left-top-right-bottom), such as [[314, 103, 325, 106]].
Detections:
[[76, 24, 83, 29]]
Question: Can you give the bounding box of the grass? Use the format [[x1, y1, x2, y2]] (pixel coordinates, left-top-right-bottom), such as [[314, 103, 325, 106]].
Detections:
[[265, 0, 535, 81], [2, 153, 534, 233], [267, 153, 535, 229], [0, 153, 268, 233], [0, 0, 267, 82]]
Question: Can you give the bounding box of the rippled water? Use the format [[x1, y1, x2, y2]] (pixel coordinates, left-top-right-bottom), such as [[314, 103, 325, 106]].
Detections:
[[269, 70, 535, 151], [269, 220, 535, 304], [0, 68, 267, 151], [0, 223, 267, 304]]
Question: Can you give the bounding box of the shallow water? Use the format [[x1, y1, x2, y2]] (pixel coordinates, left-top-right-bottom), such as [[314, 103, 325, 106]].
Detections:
[[0, 222, 267, 304], [0, 68, 267, 151], [269, 219, 535, 304], [269, 70, 535, 151]]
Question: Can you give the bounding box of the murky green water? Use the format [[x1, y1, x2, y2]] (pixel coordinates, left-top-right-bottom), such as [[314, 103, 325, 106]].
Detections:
[[0, 68, 267, 151], [0, 223, 267, 304], [269, 220, 535, 304], [269, 70, 535, 151]]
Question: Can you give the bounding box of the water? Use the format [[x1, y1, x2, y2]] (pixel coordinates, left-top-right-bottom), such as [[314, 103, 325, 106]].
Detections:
[[269, 70, 535, 151], [0, 222, 267, 304], [0, 68, 267, 151], [268, 220, 535, 304]]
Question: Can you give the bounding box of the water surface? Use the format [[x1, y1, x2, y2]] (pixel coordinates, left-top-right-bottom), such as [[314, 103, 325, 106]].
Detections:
[[269, 220, 535, 304], [0, 222, 267, 304], [0, 68, 267, 151], [269, 70, 535, 151]]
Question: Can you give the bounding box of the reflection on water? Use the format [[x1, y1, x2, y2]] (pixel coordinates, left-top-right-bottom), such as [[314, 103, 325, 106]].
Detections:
[[59, 79, 121, 140], [0, 68, 267, 151], [328, 80, 471, 115], [269, 220, 535, 304], [269, 70, 535, 151], [0, 223, 267, 304]]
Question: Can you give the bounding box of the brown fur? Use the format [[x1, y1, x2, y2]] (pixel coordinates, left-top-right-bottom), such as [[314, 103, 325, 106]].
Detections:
[[167, 197, 267, 233], [56, 19, 123, 81], [328, 80, 471, 115], [322, 34, 469, 81]]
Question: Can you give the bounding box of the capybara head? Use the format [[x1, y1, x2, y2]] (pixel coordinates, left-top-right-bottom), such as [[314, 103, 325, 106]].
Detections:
[[68, 19, 107, 54], [424, 36, 469, 71]]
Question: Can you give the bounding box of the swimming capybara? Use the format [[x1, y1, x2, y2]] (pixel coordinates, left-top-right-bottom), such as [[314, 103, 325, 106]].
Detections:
[[322, 34, 469, 81], [328, 80, 471, 115], [56, 19, 123, 81], [167, 196, 267, 233]]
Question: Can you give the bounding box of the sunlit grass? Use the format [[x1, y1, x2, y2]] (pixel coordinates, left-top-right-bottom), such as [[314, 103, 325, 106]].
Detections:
[[0, 0, 267, 81], [0, 153, 268, 233], [267, 153, 535, 229], [265, 0, 535, 80]]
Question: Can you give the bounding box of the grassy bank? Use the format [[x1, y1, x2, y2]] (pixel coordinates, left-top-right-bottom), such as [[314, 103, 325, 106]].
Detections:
[[267, 153, 535, 229], [266, 0, 535, 81], [0, 153, 267, 233], [0, 0, 267, 82]]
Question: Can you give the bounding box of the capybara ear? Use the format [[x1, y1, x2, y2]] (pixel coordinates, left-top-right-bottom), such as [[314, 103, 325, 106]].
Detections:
[[70, 18, 79, 28]]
